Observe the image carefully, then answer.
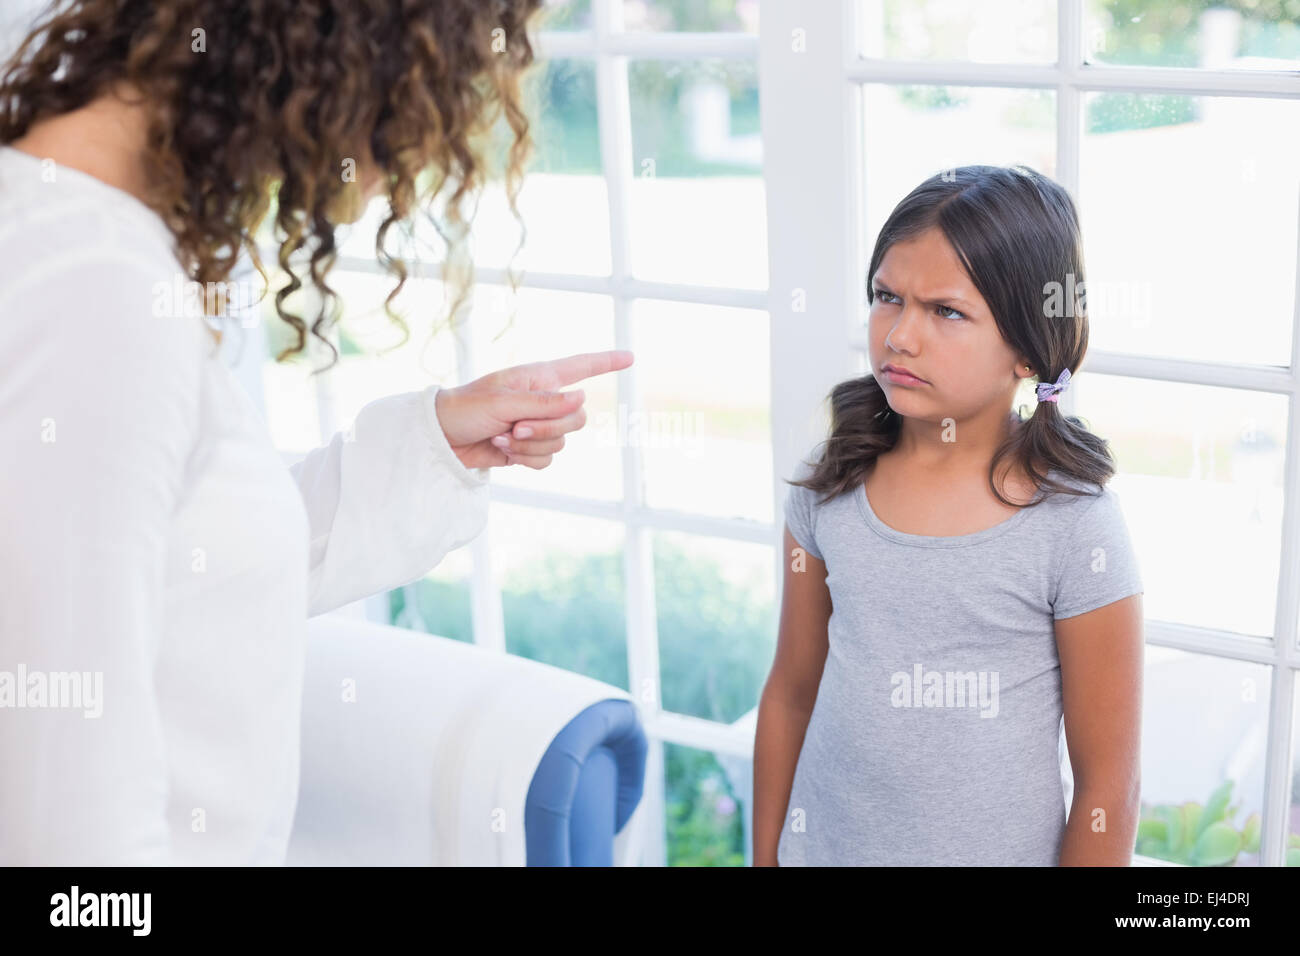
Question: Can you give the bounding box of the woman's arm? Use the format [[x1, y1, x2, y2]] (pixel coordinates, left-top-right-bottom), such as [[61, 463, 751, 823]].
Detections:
[[289, 384, 490, 617], [289, 350, 632, 617], [752, 526, 831, 866], [1054, 593, 1145, 865]]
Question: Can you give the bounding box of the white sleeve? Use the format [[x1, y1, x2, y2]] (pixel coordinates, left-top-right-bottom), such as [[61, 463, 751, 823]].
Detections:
[[0, 252, 202, 865], [289, 385, 491, 617]]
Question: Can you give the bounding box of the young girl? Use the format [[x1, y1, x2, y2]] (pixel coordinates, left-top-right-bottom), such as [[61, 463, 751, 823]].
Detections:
[[754, 165, 1145, 866]]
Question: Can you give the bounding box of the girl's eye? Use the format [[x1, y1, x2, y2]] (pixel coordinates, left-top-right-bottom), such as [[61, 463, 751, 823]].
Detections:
[[873, 288, 964, 320]]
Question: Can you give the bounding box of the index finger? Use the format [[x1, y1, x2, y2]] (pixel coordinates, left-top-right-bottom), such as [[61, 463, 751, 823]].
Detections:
[[539, 350, 634, 388]]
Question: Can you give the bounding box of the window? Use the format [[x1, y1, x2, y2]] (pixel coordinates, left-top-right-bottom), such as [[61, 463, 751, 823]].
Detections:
[[253, 0, 1300, 866]]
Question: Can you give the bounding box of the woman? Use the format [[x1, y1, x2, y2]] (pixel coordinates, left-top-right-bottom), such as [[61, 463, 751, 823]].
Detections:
[[0, 0, 631, 864]]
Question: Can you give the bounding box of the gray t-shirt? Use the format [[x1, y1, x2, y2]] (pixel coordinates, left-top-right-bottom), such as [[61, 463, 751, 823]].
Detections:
[[777, 458, 1144, 866]]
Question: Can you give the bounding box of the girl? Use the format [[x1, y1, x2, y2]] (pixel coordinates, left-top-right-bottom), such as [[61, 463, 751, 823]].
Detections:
[[754, 165, 1145, 866], [0, 0, 631, 864]]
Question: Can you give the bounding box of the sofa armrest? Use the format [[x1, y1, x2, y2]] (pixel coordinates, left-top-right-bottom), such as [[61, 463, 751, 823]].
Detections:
[[527, 697, 646, 865]]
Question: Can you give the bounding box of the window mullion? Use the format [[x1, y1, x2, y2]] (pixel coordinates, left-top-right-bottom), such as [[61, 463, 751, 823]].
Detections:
[[452, 287, 507, 655], [1261, 667, 1297, 866], [1057, 0, 1081, 420], [594, 0, 666, 869], [1260, 195, 1300, 866]]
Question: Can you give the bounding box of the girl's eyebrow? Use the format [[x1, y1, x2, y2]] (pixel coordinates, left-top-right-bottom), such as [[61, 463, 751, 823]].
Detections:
[[870, 277, 976, 308]]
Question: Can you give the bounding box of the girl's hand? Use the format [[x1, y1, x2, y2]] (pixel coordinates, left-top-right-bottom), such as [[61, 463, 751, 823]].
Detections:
[[433, 350, 634, 470]]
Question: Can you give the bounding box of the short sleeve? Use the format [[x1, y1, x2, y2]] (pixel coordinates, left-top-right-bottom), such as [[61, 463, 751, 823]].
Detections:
[[1051, 486, 1144, 620], [783, 460, 823, 561]]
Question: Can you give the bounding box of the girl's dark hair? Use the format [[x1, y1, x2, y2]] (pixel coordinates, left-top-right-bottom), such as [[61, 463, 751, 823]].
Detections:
[[791, 164, 1116, 509], [0, 0, 549, 372]]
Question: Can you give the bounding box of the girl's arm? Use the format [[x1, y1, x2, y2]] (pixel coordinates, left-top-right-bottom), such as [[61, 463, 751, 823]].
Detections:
[[1054, 593, 1145, 865], [753, 526, 831, 865]]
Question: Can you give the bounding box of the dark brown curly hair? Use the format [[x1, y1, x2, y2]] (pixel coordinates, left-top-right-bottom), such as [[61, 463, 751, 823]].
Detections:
[[0, 0, 550, 372]]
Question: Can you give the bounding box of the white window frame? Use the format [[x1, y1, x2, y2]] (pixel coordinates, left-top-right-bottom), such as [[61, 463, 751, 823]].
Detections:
[[263, 0, 1300, 867]]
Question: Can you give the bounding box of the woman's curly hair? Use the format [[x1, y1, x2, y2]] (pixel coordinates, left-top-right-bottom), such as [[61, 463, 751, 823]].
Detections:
[[0, 0, 548, 371]]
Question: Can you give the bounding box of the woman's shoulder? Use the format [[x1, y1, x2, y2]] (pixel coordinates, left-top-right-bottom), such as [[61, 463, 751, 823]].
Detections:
[[0, 154, 210, 399], [0, 146, 179, 283]]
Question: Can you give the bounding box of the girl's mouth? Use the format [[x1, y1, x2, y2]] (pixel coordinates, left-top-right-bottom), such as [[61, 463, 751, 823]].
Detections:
[[881, 366, 928, 386]]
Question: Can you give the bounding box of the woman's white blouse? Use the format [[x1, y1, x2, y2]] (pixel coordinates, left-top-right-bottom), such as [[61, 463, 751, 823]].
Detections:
[[0, 146, 491, 864]]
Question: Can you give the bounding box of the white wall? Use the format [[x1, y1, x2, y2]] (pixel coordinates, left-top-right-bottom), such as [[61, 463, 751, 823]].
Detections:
[[0, 0, 49, 66]]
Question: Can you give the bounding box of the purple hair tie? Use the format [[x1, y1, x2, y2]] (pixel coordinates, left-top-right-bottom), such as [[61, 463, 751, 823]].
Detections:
[[1035, 367, 1071, 404]]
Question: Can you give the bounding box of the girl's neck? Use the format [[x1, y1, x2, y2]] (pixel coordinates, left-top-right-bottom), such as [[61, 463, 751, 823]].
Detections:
[[888, 410, 1020, 474]]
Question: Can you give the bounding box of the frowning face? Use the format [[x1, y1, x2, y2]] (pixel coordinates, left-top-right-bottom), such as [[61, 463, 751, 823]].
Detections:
[[868, 226, 1027, 423]]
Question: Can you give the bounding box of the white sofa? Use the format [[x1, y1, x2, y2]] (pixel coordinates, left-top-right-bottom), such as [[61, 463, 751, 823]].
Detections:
[[286, 613, 647, 866]]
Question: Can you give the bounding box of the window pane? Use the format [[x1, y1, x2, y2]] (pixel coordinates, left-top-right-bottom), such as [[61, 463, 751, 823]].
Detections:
[[633, 299, 772, 522], [655, 531, 775, 724], [628, 59, 765, 289], [1075, 373, 1288, 639], [331, 195, 427, 262], [387, 546, 474, 643], [1080, 92, 1300, 366], [1085, 0, 1300, 71], [490, 504, 628, 688], [327, 272, 463, 427], [857, 0, 1056, 63], [259, 270, 324, 454], [1135, 647, 1269, 866], [471, 286, 623, 502], [538, 0, 592, 31], [472, 59, 612, 276], [623, 0, 758, 33], [859, 84, 1056, 300], [335, 60, 610, 277], [665, 742, 748, 866]]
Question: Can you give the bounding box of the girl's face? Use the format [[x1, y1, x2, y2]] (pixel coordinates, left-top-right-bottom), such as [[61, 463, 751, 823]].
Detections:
[[868, 226, 1029, 423]]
